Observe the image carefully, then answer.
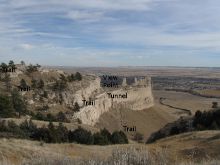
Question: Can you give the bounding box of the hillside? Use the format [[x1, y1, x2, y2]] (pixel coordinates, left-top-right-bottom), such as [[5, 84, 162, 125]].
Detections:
[[1, 130, 220, 165], [0, 62, 154, 127]]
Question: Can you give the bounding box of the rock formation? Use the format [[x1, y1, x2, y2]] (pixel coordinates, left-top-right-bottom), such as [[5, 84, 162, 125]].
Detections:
[[75, 76, 154, 126]]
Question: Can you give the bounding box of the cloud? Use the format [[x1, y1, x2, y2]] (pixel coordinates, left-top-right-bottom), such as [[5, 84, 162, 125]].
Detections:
[[66, 10, 105, 22], [20, 44, 34, 50], [0, 0, 220, 66]]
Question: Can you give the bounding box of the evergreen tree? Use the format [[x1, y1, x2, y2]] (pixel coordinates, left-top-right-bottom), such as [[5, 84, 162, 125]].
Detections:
[[21, 61, 25, 65], [11, 89, 27, 116], [20, 79, 27, 88], [73, 102, 80, 112], [56, 111, 68, 122], [68, 127, 94, 144], [38, 79, 44, 89], [31, 79, 37, 88], [0, 94, 15, 117], [56, 123, 69, 143], [8, 60, 15, 68], [94, 132, 109, 145], [0, 62, 8, 72], [4, 73, 11, 91], [111, 131, 128, 144], [75, 72, 82, 81]]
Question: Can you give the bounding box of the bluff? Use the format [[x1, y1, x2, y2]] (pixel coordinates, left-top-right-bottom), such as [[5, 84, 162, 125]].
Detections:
[[75, 76, 154, 125], [0, 63, 154, 127]]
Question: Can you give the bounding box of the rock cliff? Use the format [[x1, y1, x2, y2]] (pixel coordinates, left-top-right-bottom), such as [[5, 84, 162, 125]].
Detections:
[[75, 77, 154, 126]]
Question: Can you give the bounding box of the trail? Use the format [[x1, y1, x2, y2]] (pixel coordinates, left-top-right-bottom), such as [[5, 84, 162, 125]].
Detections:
[[159, 97, 192, 115]]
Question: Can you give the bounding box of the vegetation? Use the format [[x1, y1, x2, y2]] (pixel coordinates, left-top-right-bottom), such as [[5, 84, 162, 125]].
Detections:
[[0, 94, 15, 117], [147, 108, 220, 143], [212, 102, 218, 108], [21, 147, 220, 165], [26, 64, 41, 73], [193, 109, 220, 130], [67, 72, 82, 82], [0, 120, 128, 145], [73, 102, 80, 112], [52, 79, 67, 91], [0, 90, 27, 118], [32, 111, 69, 123], [11, 89, 27, 116], [20, 79, 27, 88], [38, 79, 44, 89]]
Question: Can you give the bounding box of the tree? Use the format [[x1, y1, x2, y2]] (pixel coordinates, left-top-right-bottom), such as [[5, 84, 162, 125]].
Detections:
[[46, 113, 56, 122], [56, 111, 68, 122], [94, 129, 111, 145], [0, 94, 15, 117], [75, 72, 82, 81], [21, 61, 25, 65], [60, 74, 67, 82], [8, 60, 15, 68], [20, 120, 37, 137], [56, 123, 69, 143], [26, 64, 40, 73], [4, 73, 11, 91], [20, 79, 27, 88], [0, 62, 8, 72], [110, 131, 128, 144], [11, 89, 27, 116], [38, 79, 44, 89], [68, 127, 94, 144], [31, 79, 37, 88], [100, 128, 111, 143], [212, 102, 218, 109], [93, 132, 109, 145], [43, 91, 48, 98], [73, 102, 80, 112]]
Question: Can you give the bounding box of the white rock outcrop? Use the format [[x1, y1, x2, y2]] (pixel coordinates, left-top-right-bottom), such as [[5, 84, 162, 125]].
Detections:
[[75, 77, 154, 126]]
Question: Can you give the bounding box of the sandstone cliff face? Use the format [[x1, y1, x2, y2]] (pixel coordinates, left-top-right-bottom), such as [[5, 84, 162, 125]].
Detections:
[[75, 77, 154, 126]]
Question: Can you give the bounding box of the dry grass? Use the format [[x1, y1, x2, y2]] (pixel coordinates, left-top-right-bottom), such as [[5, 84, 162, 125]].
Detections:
[[20, 147, 220, 165], [1, 131, 220, 165], [196, 89, 220, 97]]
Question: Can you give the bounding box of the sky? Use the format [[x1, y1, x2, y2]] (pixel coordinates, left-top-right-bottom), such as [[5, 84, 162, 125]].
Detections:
[[0, 0, 220, 67]]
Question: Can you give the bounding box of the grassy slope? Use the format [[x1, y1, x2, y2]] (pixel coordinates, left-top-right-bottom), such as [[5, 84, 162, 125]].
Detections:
[[1, 131, 220, 165]]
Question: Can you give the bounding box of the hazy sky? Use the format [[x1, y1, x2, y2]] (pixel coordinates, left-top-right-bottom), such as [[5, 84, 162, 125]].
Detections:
[[0, 0, 220, 67]]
